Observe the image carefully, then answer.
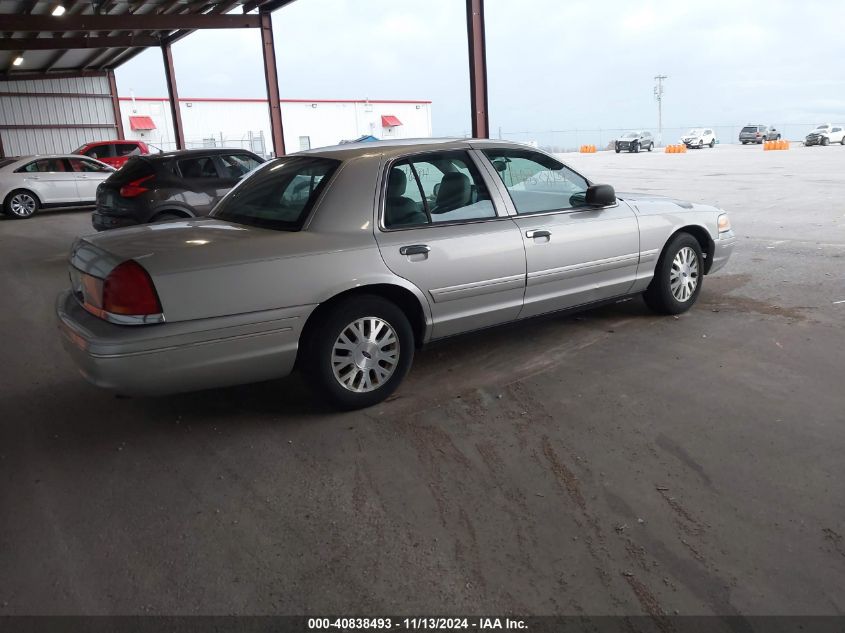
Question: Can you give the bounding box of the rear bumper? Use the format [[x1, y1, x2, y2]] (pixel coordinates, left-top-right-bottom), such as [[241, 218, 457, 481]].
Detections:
[[92, 211, 140, 231], [56, 290, 312, 396], [709, 231, 736, 274]]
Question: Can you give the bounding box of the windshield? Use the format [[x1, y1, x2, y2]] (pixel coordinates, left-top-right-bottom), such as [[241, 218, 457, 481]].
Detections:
[[621, 132, 639, 139], [687, 129, 703, 136], [814, 124, 829, 130], [211, 156, 340, 231]]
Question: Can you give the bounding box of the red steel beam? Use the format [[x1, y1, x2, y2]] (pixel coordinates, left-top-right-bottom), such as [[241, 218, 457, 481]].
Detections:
[[465, 0, 489, 138], [161, 43, 185, 150], [2, 14, 261, 32], [0, 36, 161, 50], [107, 70, 125, 140], [259, 10, 285, 157]]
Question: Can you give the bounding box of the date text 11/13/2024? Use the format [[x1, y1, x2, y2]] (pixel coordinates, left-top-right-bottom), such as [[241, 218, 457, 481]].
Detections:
[[307, 618, 528, 630]]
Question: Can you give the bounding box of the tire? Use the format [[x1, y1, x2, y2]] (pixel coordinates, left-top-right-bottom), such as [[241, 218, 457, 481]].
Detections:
[[152, 212, 184, 223], [841, 137, 845, 146], [643, 233, 704, 315], [821, 137, 829, 146], [632, 142, 640, 153], [647, 143, 653, 152], [3, 189, 40, 219], [709, 139, 715, 148], [302, 295, 414, 410], [615, 148, 620, 154]]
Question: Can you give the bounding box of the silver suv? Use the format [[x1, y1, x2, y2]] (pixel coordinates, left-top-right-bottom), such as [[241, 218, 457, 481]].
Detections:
[[739, 125, 780, 144]]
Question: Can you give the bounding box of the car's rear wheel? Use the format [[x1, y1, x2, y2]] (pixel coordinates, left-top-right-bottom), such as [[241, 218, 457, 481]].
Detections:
[[841, 137, 845, 146], [643, 233, 703, 315], [3, 189, 40, 219], [302, 295, 414, 410]]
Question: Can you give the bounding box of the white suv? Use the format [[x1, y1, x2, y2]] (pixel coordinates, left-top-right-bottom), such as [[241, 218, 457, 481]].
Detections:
[[805, 124, 845, 146], [682, 128, 716, 149]]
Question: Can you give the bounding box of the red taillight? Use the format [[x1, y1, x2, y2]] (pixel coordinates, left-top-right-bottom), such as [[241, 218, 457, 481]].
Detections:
[[119, 174, 154, 198], [102, 261, 162, 316]]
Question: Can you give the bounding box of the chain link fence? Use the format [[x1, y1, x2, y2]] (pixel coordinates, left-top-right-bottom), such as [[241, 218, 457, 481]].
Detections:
[[147, 131, 269, 158], [496, 124, 820, 153]]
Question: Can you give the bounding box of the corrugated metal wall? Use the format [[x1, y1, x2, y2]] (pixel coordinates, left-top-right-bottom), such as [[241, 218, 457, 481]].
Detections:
[[0, 75, 118, 156]]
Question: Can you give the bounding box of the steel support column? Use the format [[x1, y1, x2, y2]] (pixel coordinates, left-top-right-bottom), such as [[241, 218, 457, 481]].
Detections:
[[107, 70, 125, 140], [161, 43, 185, 150], [466, 0, 489, 138], [259, 10, 285, 157]]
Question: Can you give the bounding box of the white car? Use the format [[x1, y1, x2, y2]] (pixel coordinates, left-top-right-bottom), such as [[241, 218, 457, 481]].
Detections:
[[681, 128, 716, 149], [804, 124, 845, 147], [0, 154, 115, 219]]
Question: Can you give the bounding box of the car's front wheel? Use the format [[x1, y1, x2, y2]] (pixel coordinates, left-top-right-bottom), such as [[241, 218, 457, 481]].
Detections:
[[632, 142, 640, 153], [821, 137, 829, 146], [302, 295, 414, 410], [643, 233, 704, 315], [3, 189, 40, 219], [647, 143, 653, 152], [709, 139, 716, 148]]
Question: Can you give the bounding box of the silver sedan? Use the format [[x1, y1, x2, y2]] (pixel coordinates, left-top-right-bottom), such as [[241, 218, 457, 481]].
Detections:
[[57, 139, 735, 409]]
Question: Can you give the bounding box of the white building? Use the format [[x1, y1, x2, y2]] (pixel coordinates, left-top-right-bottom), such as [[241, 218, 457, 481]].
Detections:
[[119, 97, 433, 157]]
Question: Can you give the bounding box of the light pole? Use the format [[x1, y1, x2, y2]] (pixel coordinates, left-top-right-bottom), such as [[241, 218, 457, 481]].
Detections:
[[654, 74, 667, 146]]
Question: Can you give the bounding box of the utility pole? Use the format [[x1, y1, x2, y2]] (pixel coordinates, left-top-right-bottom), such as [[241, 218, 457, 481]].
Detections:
[[654, 74, 667, 146]]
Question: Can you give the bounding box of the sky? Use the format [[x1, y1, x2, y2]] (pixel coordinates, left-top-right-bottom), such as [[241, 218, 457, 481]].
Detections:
[[115, 0, 845, 143]]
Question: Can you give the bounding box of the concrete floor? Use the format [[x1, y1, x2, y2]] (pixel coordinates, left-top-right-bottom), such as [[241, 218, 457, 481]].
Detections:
[[1, 143, 843, 617]]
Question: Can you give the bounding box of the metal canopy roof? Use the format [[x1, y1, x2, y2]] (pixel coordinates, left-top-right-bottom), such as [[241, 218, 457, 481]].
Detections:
[[0, 0, 295, 76]]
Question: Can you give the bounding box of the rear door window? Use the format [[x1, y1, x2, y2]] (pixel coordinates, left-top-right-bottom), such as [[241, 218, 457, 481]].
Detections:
[[69, 158, 113, 173], [217, 153, 263, 178], [84, 145, 113, 160], [384, 151, 496, 228], [17, 158, 72, 173], [178, 156, 220, 179], [115, 143, 141, 157]]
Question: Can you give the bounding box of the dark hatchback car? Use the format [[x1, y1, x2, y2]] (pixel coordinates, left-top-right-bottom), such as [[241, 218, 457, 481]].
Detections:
[[92, 148, 264, 231]]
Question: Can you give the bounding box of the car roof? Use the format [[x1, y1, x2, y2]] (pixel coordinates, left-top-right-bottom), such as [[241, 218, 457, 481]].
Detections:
[[3, 154, 101, 162], [147, 148, 261, 160], [80, 140, 142, 146], [300, 137, 534, 161]]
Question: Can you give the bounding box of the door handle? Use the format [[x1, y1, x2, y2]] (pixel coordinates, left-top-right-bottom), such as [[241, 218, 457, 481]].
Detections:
[[399, 244, 430, 256], [525, 229, 551, 239]]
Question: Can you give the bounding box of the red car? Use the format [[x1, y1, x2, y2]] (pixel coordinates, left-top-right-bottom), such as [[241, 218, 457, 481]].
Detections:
[[73, 140, 151, 169]]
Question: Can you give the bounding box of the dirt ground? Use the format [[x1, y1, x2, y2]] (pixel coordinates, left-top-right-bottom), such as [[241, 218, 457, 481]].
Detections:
[[1, 143, 843, 617]]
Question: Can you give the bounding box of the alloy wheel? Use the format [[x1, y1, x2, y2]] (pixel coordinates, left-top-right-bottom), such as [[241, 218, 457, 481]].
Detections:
[[10, 193, 36, 217], [331, 316, 400, 393], [670, 246, 699, 302]]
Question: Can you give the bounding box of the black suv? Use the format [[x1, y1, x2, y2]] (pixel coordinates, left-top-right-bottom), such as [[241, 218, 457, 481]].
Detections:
[[615, 131, 654, 153], [92, 148, 264, 231]]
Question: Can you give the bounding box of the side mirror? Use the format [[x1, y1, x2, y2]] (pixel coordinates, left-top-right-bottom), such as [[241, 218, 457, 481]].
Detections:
[[585, 184, 616, 207]]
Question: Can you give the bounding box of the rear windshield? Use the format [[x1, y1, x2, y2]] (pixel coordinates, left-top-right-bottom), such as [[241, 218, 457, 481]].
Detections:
[[211, 156, 340, 231], [111, 156, 155, 182], [741, 126, 758, 133]]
